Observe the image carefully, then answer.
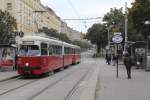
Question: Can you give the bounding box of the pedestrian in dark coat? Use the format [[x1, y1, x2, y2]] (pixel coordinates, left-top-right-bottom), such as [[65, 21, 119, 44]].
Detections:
[[123, 53, 132, 79], [105, 53, 111, 65]]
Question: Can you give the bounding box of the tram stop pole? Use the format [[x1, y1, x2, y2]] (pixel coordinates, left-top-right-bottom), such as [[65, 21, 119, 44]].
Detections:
[[116, 44, 119, 78]]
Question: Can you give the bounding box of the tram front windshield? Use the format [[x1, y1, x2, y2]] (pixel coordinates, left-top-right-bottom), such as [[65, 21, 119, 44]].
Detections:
[[19, 45, 40, 56]]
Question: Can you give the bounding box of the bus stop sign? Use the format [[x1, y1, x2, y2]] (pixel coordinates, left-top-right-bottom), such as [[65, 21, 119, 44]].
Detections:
[[112, 35, 123, 44]]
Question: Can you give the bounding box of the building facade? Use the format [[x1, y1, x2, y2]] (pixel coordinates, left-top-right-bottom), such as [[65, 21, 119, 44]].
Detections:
[[61, 21, 83, 41], [0, 0, 61, 35], [0, 0, 82, 40]]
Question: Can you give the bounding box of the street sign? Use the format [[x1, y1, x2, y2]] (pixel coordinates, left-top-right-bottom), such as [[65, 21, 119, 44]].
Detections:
[[114, 32, 121, 35], [112, 35, 123, 44]]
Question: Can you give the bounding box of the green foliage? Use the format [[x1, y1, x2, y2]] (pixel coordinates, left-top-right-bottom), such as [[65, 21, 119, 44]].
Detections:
[[38, 27, 59, 38], [0, 10, 17, 44], [39, 27, 71, 43], [72, 40, 91, 50], [59, 33, 71, 43], [103, 7, 125, 33], [86, 23, 107, 53], [129, 0, 150, 40], [39, 27, 92, 50], [86, 8, 125, 53]]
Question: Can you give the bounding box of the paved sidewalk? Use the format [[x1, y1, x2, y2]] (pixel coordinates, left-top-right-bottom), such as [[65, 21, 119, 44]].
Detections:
[[96, 59, 150, 100], [0, 71, 19, 82]]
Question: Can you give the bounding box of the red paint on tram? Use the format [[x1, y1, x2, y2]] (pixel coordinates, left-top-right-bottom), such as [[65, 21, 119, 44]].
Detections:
[[17, 35, 81, 76]]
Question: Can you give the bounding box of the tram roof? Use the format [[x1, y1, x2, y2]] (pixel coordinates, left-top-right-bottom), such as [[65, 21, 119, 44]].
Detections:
[[21, 35, 63, 45], [63, 42, 80, 49], [20, 34, 80, 49]]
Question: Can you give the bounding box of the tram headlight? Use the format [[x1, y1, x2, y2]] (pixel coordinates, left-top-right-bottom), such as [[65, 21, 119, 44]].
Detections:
[[25, 63, 29, 66]]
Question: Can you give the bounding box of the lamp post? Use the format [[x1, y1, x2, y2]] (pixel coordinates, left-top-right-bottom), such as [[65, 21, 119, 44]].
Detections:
[[123, 2, 128, 55], [145, 21, 150, 71]]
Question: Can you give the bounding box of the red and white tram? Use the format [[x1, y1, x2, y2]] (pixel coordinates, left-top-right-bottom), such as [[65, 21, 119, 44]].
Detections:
[[17, 35, 81, 76]]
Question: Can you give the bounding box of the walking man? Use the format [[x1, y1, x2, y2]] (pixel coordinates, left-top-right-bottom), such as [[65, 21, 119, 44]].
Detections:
[[105, 53, 111, 65], [123, 52, 132, 79]]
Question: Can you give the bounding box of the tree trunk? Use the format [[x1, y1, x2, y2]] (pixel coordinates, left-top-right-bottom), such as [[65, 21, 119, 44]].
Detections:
[[97, 44, 101, 53]]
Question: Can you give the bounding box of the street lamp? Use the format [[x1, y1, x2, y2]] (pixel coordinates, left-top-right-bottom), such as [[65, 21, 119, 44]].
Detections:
[[144, 20, 150, 71], [123, 2, 128, 55]]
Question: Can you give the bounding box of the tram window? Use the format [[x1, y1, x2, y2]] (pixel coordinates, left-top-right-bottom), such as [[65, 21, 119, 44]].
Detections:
[[19, 45, 40, 56], [41, 43, 48, 55], [64, 47, 68, 54], [69, 48, 72, 54], [72, 48, 74, 54], [53, 46, 61, 55], [49, 45, 53, 55], [68, 48, 71, 54], [59, 46, 62, 55], [56, 46, 59, 55], [64, 47, 66, 54], [57, 46, 62, 55], [77, 49, 79, 54], [65, 47, 72, 54], [56, 46, 58, 54], [52, 45, 56, 54]]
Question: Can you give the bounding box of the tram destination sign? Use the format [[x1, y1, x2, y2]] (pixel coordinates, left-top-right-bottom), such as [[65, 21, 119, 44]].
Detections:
[[112, 35, 123, 44], [23, 41, 34, 44]]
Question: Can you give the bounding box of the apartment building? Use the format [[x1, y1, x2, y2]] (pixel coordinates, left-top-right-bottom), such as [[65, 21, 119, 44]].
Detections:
[[0, 0, 82, 40], [0, 0, 61, 35]]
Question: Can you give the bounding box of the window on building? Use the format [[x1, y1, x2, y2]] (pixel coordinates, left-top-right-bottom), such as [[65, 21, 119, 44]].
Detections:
[[7, 3, 12, 11]]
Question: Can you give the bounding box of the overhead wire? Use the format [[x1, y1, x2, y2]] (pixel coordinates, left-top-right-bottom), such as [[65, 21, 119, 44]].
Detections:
[[66, 0, 103, 31], [67, 0, 80, 18], [63, 17, 102, 20], [66, 0, 88, 30]]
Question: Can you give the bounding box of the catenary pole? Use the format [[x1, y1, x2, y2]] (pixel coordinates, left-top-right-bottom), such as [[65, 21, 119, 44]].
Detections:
[[124, 2, 128, 53]]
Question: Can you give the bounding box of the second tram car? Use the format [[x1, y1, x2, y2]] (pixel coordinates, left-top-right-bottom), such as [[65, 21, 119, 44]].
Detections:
[[17, 35, 80, 76]]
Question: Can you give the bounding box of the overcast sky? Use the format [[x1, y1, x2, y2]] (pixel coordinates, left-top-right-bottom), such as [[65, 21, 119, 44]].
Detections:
[[41, 0, 134, 33]]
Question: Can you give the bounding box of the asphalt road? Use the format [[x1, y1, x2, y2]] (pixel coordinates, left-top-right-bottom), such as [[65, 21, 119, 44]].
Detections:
[[0, 50, 100, 100]]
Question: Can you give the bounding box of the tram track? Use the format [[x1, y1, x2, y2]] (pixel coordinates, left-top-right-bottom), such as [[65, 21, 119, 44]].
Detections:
[[0, 65, 85, 100], [30, 67, 91, 100], [28, 68, 84, 100], [0, 67, 77, 97], [64, 69, 90, 100], [0, 75, 20, 83], [0, 76, 21, 86], [0, 77, 39, 96]]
